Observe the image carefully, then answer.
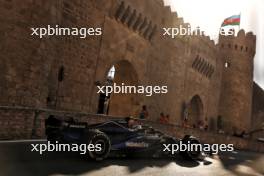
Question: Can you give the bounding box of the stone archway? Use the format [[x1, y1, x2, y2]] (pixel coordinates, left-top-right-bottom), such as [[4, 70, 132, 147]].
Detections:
[[187, 95, 204, 127], [98, 60, 141, 117]]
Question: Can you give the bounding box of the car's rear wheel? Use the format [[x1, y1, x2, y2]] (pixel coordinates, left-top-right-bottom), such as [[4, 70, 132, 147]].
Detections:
[[180, 135, 202, 160], [85, 130, 111, 161]]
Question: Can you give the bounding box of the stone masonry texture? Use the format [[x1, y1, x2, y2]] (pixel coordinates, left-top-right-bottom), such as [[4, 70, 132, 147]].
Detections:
[[0, 0, 263, 141]]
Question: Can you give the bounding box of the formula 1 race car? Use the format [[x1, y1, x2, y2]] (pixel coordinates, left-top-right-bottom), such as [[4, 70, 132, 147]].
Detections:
[[45, 116, 205, 161]]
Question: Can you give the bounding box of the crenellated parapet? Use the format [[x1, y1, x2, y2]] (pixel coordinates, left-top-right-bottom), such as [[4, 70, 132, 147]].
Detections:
[[218, 29, 256, 57], [190, 33, 217, 49], [108, 0, 190, 42]]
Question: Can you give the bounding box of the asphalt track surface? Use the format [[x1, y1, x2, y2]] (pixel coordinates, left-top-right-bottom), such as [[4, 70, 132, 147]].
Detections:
[[0, 140, 263, 176]]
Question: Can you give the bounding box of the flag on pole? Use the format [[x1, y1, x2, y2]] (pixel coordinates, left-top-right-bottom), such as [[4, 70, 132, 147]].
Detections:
[[221, 14, 241, 27]]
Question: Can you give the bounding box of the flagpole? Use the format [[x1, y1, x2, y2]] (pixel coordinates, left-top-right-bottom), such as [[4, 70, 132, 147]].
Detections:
[[239, 13, 241, 31]]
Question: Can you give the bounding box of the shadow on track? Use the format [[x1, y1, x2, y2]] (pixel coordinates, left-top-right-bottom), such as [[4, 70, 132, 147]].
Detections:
[[0, 140, 207, 176]]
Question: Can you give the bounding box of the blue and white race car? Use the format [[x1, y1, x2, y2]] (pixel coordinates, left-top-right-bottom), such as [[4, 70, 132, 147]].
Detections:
[[45, 116, 205, 161]]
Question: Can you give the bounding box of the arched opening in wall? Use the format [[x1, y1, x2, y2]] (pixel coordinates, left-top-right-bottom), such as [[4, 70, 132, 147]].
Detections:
[[97, 66, 115, 114], [187, 95, 204, 127], [97, 60, 141, 117]]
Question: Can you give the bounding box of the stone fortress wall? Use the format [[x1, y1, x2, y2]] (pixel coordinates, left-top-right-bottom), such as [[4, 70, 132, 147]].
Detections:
[[0, 0, 259, 138]]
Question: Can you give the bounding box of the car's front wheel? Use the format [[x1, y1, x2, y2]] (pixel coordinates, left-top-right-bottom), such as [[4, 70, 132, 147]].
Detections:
[[85, 130, 111, 161]]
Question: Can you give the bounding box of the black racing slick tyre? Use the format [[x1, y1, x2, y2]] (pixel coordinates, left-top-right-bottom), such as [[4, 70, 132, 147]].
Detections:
[[85, 130, 111, 161], [180, 135, 202, 160]]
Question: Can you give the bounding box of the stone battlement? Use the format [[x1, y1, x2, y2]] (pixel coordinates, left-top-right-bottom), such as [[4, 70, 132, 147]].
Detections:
[[219, 29, 256, 56]]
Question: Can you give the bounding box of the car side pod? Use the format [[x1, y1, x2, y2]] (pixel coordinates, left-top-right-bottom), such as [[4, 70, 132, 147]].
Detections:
[[84, 129, 111, 161], [180, 135, 203, 160]]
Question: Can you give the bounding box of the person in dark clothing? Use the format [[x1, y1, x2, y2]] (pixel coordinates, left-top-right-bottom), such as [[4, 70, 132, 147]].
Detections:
[[139, 105, 149, 119]]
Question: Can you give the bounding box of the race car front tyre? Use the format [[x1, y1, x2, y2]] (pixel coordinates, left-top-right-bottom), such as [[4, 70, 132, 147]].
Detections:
[[86, 130, 111, 161]]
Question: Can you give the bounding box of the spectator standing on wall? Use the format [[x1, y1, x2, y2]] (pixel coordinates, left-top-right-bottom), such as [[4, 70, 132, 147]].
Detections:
[[198, 120, 204, 130], [204, 118, 208, 131], [182, 118, 189, 128], [159, 112, 166, 123], [139, 105, 149, 119], [217, 115, 224, 133], [165, 114, 170, 124]]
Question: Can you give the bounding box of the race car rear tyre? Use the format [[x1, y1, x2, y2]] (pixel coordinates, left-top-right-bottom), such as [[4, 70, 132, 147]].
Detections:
[[180, 135, 202, 160], [86, 130, 111, 161]]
